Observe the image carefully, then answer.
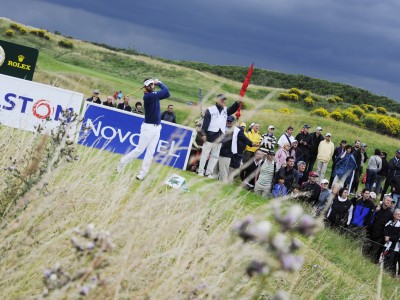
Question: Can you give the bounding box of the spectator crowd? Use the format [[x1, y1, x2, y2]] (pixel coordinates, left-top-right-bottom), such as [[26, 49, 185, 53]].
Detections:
[[188, 93, 400, 278]]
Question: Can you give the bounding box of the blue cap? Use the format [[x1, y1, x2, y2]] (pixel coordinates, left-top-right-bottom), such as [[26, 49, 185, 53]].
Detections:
[[227, 115, 235, 122]]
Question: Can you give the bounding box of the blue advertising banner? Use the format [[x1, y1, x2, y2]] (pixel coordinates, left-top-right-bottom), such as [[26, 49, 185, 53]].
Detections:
[[78, 103, 194, 170]]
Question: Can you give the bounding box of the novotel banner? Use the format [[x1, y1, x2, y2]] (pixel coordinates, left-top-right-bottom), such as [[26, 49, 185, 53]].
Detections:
[[0, 74, 83, 133], [78, 103, 194, 170]]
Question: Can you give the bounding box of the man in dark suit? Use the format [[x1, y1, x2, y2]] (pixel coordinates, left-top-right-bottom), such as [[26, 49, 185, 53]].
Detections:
[[117, 96, 132, 112]]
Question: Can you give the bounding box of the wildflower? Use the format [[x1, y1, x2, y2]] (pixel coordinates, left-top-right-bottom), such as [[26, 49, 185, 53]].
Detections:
[[297, 214, 317, 236], [279, 253, 304, 272], [246, 260, 268, 277]]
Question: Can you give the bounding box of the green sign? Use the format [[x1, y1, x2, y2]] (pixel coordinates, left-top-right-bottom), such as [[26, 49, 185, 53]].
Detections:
[[0, 39, 38, 81]]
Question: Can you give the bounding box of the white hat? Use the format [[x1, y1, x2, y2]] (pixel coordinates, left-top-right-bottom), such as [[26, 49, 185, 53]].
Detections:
[[268, 125, 275, 129], [326, 133, 331, 137], [321, 179, 329, 184]]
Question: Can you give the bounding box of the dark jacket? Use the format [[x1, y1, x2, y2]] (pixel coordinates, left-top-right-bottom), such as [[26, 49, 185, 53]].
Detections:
[[219, 127, 252, 158], [241, 159, 263, 186], [161, 111, 176, 123], [387, 157, 400, 179], [390, 175, 400, 194], [378, 158, 389, 177], [353, 149, 368, 170], [383, 220, 400, 250], [295, 131, 312, 153], [326, 197, 353, 227], [86, 96, 101, 104], [300, 181, 321, 204], [201, 102, 240, 143], [368, 206, 393, 239], [143, 82, 170, 124], [350, 198, 375, 227], [117, 103, 132, 112], [276, 167, 299, 191], [103, 101, 115, 107], [309, 132, 324, 156]]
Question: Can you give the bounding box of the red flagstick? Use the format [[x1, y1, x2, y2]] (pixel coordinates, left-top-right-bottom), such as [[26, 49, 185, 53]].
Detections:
[[236, 63, 254, 120]]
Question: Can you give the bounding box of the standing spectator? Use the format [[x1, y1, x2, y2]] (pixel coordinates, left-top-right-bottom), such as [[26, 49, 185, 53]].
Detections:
[[326, 187, 353, 230], [295, 124, 312, 164], [300, 171, 321, 205], [307, 126, 324, 173], [243, 123, 261, 163], [213, 116, 253, 183], [351, 143, 368, 194], [363, 195, 394, 263], [197, 94, 240, 177], [254, 150, 276, 198], [240, 149, 264, 190], [349, 189, 375, 237], [276, 156, 299, 192], [117, 96, 132, 112], [132, 101, 144, 114], [297, 161, 309, 186], [259, 125, 277, 154], [103, 95, 115, 107], [116, 78, 170, 180], [332, 145, 357, 188], [273, 176, 288, 198], [86, 89, 101, 104], [390, 174, 400, 209], [316, 179, 332, 216], [275, 142, 291, 170], [161, 104, 176, 123], [365, 149, 382, 191], [382, 209, 400, 277], [380, 150, 400, 201], [290, 140, 299, 162], [375, 151, 389, 196], [329, 140, 347, 188], [277, 126, 295, 148], [230, 123, 250, 177], [316, 133, 335, 181]]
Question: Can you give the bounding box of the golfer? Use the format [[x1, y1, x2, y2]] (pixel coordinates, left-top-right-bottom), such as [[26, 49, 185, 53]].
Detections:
[[116, 78, 170, 180]]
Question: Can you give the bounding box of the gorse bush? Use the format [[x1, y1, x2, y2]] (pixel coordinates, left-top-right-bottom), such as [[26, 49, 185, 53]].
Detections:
[[289, 87, 301, 95], [278, 107, 294, 114], [58, 40, 74, 49], [330, 110, 343, 121], [311, 107, 329, 117], [4, 29, 14, 37], [377, 106, 387, 115], [303, 96, 315, 106], [278, 93, 299, 101], [361, 104, 374, 111], [351, 105, 365, 118], [341, 110, 360, 125]]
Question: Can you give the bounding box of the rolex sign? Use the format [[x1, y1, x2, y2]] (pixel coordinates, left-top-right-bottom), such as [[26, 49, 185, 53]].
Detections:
[[0, 40, 38, 81]]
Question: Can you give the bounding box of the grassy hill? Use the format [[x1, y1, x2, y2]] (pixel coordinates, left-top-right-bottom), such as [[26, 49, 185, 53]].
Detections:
[[0, 17, 400, 299]]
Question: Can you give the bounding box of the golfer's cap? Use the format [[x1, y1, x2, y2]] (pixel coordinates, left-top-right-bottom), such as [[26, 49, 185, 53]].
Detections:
[[217, 94, 227, 100], [316, 126, 323, 131], [143, 79, 154, 87], [93, 89, 99, 94], [268, 125, 275, 129]]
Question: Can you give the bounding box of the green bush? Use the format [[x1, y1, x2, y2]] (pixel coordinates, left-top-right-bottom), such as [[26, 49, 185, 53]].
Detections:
[[58, 40, 74, 49], [44, 35, 50, 40], [328, 97, 337, 104], [311, 107, 329, 117], [19, 27, 28, 34], [278, 107, 294, 114], [330, 110, 343, 121], [363, 114, 379, 129], [5, 29, 14, 37], [376, 107, 387, 115], [300, 90, 311, 99], [334, 96, 344, 103]]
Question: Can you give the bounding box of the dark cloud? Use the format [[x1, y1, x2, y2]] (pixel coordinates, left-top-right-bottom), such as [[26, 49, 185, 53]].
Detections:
[[3, 0, 400, 100]]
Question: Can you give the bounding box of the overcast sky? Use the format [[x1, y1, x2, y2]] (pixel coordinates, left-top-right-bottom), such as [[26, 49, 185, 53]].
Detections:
[[3, 0, 400, 101]]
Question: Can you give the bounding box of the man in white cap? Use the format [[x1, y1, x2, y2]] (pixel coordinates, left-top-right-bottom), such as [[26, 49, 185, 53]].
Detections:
[[197, 94, 241, 177], [86, 89, 101, 104], [116, 78, 170, 180], [316, 132, 335, 181]]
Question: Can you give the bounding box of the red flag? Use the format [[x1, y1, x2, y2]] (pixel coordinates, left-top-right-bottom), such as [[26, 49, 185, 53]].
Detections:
[[236, 63, 254, 119]]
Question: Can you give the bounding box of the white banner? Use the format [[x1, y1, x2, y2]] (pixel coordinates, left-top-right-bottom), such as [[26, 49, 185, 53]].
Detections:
[[0, 74, 83, 133]]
